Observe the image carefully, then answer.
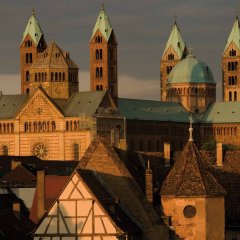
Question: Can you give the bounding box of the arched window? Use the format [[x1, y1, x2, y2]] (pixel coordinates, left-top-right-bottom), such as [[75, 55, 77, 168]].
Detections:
[[73, 143, 79, 160], [2, 146, 8, 156], [29, 53, 32, 63], [26, 71, 30, 81], [38, 73, 41, 81], [26, 53, 29, 63], [55, 72, 58, 81], [51, 121, 56, 131], [66, 121, 69, 131], [96, 68, 100, 78], [96, 85, 99, 91], [100, 67, 103, 77], [100, 85, 103, 90], [234, 91, 237, 101], [59, 72, 62, 81], [96, 49, 99, 60], [229, 91, 232, 101], [41, 72, 44, 81], [24, 122, 28, 132], [99, 49, 103, 59]]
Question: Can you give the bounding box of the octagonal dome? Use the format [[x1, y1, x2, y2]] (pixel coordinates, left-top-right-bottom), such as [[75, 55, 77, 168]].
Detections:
[[168, 54, 215, 84]]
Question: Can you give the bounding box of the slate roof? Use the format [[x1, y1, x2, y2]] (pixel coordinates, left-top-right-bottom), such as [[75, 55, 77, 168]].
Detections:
[[161, 141, 226, 196], [31, 41, 78, 69], [76, 168, 141, 234], [0, 94, 28, 119], [118, 98, 190, 122]]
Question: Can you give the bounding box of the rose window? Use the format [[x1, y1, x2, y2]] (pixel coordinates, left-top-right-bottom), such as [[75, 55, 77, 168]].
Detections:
[[33, 142, 48, 159]]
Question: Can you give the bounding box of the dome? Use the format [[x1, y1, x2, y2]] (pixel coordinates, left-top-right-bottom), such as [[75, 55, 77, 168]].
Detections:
[[168, 54, 215, 84]]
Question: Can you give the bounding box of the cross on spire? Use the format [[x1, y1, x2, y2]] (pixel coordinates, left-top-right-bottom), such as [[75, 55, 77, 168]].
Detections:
[[188, 47, 193, 55], [174, 12, 178, 24], [32, 8, 35, 16], [101, 3, 105, 10]]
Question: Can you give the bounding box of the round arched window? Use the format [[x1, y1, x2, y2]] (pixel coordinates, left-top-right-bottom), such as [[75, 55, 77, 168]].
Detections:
[[183, 205, 196, 218]]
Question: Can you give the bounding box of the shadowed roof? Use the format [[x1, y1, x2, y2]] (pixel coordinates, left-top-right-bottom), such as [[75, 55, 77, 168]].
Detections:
[[161, 141, 226, 196]]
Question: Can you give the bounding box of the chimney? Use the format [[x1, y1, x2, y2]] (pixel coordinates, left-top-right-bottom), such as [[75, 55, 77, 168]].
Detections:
[[37, 170, 45, 220], [164, 142, 171, 167], [216, 142, 223, 167], [145, 160, 153, 203], [13, 202, 20, 215], [11, 160, 21, 170]]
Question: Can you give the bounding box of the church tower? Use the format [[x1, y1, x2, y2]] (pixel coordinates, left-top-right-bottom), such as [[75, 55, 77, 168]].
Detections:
[[160, 22, 187, 101], [222, 16, 240, 102], [90, 6, 118, 103], [20, 10, 47, 94]]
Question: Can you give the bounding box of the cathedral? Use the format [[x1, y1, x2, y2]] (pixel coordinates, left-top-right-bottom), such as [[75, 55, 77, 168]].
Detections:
[[0, 6, 240, 240]]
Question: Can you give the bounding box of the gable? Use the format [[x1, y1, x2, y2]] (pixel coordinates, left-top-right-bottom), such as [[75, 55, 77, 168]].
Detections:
[[17, 89, 63, 119], [162, 45, 182, 61], [34, 172, 118, 238]]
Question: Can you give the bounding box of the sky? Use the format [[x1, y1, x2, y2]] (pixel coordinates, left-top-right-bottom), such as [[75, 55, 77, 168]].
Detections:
[[0, 0, 239, 100]]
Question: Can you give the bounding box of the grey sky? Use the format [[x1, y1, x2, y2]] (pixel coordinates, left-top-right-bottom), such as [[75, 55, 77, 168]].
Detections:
[[0, 0, 239, 100]]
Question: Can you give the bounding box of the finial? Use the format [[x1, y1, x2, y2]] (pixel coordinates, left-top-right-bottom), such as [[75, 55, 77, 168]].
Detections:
[[174, 12, 178, 24], [147, 160, 150, 170], [235, 10, 239, 20], [189, 114, 193, 142], [32, 8, 35, 16], [188, 47, 193, 56], [101, 3, 105, 10]]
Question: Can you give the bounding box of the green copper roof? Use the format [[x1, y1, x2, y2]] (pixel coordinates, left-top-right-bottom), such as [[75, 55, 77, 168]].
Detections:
[[168, 54, 216, 84], [223, 17, 240, 54], [91, 7, 113, 41], [118, 98, 190, 122], [21, 12, 43, 45], [162, 22, 186, 58], [199, 101, 240, 123]]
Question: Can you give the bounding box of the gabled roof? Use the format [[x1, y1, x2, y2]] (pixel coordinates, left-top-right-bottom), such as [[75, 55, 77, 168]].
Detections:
[[162, 22, 186, 59], [79, 137, 167, 240], [91, 7, 113, 41], [76, 169, 141, 234], [118, 98, 190, 122], [60, 90, 108, 117], [31, 41, 78, 69], [0, 93, 28, 119], [161, 141, 226, 197], [21, 12, 43, 46], [223, 17, 240, 54], [0, 164, 36, 188]]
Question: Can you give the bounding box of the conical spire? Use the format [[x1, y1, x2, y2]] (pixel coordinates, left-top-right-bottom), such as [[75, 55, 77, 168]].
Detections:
[[162, 22, 186, 59], [223, 17, 240, 54], [21, 10, 43, 46], [91, 6, 113, 41]]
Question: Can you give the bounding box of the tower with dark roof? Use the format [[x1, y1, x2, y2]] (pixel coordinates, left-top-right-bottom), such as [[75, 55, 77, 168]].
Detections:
[[160, 22, 187, 101], [90, 6, 118, 103], [160, 124, 225, 240], [222, 16, 240, 102], [20, 10, 47, 95]]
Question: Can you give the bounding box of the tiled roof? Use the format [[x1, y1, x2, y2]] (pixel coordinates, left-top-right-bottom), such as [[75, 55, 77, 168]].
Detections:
[[161, 141, 226, 196], [0, 165, 36, 187], [31, 41, 78, 69], [76, 168, 141, 234]]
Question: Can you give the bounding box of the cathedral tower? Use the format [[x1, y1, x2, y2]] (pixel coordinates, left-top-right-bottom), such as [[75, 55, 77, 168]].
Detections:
[[90, 6, 118, 103], [20, 10, 47, 94], [222, 17, 240, 102], [160, 22, 187, 101]]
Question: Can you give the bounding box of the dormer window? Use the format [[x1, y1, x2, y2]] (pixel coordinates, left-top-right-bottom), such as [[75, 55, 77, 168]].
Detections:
[[229, 49, 237, 56], [168, 53, 174, 60]]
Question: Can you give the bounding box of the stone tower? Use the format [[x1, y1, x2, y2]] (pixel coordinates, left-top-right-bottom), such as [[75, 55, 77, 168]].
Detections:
[[160, 22, 187, 101], [160, 127, 226, 240], [20, 10, 47, 94], [28, 41, 79, 99], [222, 17, 240, 102], [90, 6, 118, 103]]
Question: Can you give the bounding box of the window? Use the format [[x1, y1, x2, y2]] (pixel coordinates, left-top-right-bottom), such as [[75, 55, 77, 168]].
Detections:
[[228, 61, 238, 71], [96, 68, 100, 78], [74, 143, 79, 160], [96, 85, 99, 91], [168, 53, 174, 60], [2, 145, 8, 156], [26, 88, 29, 94], [167, 66, 173, 74], [26, 53, 29, 63], [29, 53, 32, 63], [100, 67, 103, 77], [229, 91, 232, 101], [229, 49, 236, 56], [99, 49, 102, 59], [234, 91, 237, 101]]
